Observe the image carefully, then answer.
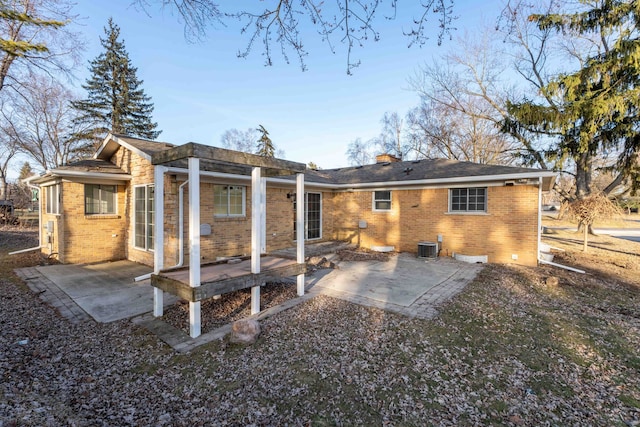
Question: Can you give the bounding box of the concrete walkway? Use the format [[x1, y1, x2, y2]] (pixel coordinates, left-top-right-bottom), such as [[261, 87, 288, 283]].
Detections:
[[16, 261, 178, 323]]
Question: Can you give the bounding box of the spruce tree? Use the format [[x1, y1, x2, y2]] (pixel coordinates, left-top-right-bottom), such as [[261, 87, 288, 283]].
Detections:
[[507, 1, 640, 197], [72, 18, 160, 141], [255, 124, 275, 157]]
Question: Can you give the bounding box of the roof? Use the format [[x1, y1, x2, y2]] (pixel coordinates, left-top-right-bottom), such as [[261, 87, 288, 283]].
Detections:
[[303, 158, 556, 186], [152, 142, 305, 177], [33, 134, 556, 189], [30, 159, 131, 184], [95, 133, 175, 161]]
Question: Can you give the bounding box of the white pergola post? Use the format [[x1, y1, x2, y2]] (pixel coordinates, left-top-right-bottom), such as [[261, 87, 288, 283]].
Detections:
[[260, 177, 267, 254], [251, 167, 262, 315], [188, 157, 201, 338], [153, 165, 166, 317], [296, 173, 305, 296]]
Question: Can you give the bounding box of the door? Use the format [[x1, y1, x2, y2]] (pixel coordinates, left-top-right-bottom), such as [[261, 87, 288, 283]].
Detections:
[[293, 192, 322, 240]]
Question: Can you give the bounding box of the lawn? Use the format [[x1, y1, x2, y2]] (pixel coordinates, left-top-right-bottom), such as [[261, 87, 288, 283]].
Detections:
[[1, 224, 638, 425]]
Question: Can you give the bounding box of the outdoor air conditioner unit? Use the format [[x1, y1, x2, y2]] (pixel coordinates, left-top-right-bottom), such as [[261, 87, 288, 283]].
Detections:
[[417, 241, 438, 258]]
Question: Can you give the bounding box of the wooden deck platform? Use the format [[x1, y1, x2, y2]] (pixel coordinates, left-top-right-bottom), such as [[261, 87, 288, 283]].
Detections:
[[151, 256, 306, 302]]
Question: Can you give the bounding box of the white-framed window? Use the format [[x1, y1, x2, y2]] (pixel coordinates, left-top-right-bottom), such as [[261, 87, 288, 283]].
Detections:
[[373, 190, 392, 211], [134, 185, 154, 251], [85, 184, 117, 215], [450, 187, 487, 212], [45, 184, 60, 215], [214, 185, 246, 217]]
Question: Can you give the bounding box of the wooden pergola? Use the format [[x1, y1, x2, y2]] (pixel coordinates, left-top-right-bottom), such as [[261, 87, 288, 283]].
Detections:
[[150, 143, 307, 338]]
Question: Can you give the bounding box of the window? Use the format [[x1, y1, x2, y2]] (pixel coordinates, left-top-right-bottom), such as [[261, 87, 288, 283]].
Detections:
[[134, 185, 154, 251], [450, 187, 487, 212], [373, 190, 391, 211], [214, 185, 245, 217], [46, 184, 60, 214], [85, 184, 117, 215]]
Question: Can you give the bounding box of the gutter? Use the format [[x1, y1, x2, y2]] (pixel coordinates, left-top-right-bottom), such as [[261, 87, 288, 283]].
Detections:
[[165, 166, 556, 191]]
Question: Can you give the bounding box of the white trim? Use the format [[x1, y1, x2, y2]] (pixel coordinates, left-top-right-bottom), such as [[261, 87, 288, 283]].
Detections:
[[448, 187, 487, 213], [212, 184, 246, 217], [166, 166, 555, 192], [84, 184, 118, 216], [153, 165, 167, 318], [43, 170, 132, 181], [188, 157, 201, 338], [133, 184, 155, 252], [251, 167, 261, 315], [296, 173, 305, 296], [95, 133, 153, 161], [372, 190, 392, 212]]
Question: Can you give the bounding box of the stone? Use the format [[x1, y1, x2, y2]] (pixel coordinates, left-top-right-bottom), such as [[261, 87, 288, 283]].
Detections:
[[545, 276, 559, 286], [230, 319, 261, 344]]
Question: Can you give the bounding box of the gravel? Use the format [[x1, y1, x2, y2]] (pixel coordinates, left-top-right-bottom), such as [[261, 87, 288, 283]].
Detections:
[[1, 226, 639, 426]]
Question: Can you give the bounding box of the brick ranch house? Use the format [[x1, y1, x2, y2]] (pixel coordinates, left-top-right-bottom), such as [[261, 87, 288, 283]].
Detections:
[[31, 133, 556, 268]]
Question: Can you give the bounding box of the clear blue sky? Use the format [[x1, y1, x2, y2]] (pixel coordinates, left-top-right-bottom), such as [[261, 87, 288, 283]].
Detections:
[[56, 1, 496, 171]]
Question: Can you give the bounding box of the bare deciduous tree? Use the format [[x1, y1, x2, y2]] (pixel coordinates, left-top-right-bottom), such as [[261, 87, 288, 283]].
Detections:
[[346, 137, 373, 166], [1, 74, 92, 171], [0, 0, 83, 94], [220, 127, 259, 153], [0, 115, 19, 199], [134, 0, 455, 73]]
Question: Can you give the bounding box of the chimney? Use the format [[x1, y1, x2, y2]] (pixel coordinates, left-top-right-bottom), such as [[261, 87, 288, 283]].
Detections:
[[376, 153, 402, 163]]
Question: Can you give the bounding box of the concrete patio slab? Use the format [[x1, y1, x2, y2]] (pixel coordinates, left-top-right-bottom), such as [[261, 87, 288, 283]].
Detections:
[[307, 253, 483, 319], [25, 261, 177, 323]]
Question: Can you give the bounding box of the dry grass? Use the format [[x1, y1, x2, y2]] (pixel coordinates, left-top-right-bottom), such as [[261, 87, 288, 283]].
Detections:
[[1, 224, 639, 425]]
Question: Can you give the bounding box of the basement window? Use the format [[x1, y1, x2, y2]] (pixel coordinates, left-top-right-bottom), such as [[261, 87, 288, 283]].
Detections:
[[373, 190, 392, 211], [450, 187, 487, 213], [214, 185, 246, 217], [85, 184, 116, 215]]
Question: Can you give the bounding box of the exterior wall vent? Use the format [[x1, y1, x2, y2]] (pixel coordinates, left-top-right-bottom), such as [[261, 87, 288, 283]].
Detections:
[[417, 241, 438, 258]]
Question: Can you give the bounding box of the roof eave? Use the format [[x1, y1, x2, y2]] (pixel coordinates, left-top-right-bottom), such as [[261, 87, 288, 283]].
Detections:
[[94, 133, 152, 161], [272, 170, 558, 189]]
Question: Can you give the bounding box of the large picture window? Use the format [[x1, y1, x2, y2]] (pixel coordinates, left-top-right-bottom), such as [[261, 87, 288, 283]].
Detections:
[[134, 185, 154, 251], [46, 184, 60, 214], [85, 184, 116, 215], [450, 188, 487, 213], [373, 190, 392, 211], [214, 185, 245, 217]]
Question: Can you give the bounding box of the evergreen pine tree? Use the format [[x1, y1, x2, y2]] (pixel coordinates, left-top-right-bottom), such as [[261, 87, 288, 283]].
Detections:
[[507, 1, 640, 197], [72, 18, 160, 142], [18, 162, 33, 180], [255, 124, 275, 157]]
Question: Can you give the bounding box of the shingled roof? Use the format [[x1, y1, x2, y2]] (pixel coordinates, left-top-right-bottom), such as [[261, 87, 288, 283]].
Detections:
[[301, 158, 556, 188]]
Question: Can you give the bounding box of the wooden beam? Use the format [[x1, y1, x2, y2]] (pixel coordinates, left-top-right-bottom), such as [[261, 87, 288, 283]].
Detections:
[[151, 142, 306, 173], [151, 263, 307, 302]]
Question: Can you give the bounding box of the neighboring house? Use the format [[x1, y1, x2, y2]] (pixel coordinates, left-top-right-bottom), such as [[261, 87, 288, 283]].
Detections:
[[30, 134, 556, 268]]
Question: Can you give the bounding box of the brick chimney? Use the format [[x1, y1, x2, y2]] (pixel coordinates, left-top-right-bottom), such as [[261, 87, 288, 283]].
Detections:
[[376, 153, 402, 163]]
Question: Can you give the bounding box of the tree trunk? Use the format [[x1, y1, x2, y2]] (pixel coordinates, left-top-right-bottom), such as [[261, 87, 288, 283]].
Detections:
[[0, 174, 7, 200], [575, 151, 593, 199]]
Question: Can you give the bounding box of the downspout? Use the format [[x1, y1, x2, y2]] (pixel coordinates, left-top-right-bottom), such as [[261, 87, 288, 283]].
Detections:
[[537, 176, 585, 274], [9, 183, 42, 255], [134, 179, 187, 282]]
